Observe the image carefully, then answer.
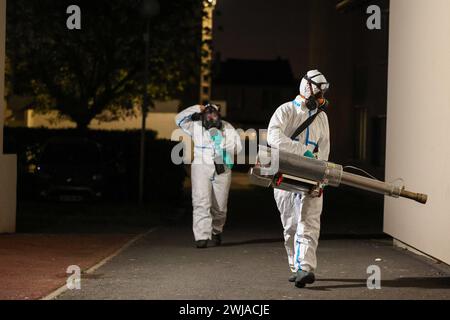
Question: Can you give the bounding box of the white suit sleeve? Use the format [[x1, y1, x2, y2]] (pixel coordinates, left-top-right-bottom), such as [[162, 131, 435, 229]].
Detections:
[[317, 113, 330, 161], [175, 105, 202, 136], [267, 105, 309, 156], [223, 124, 243, 155]]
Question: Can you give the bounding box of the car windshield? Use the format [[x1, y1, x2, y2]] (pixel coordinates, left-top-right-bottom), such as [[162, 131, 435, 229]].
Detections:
[[41, 142, 101, 165]]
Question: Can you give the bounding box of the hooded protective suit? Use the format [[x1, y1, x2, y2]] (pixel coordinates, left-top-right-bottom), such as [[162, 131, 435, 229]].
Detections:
[[267, 70, 330, 273], [176, 105, 242, 241]]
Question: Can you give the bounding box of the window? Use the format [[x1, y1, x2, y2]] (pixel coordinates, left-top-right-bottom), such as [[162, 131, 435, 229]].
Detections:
[[353, 66, 368, 105], [354, 106, 368, 161], [371, 115, 386, 167]]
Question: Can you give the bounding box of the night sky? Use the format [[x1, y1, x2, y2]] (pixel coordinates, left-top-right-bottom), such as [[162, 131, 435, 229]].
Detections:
[[214, 0, 311, 76]]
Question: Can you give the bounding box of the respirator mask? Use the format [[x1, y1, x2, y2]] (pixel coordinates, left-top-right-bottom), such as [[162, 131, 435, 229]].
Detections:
[[302, 73, 330, 111], [202, 104, 222, 130]]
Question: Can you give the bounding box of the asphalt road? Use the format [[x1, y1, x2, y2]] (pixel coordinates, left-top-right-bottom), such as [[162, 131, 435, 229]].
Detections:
[[58, 173, 450, 300]]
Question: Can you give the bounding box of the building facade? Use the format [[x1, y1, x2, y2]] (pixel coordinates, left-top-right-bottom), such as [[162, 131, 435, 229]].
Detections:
[[308, 0, 390, 173], [212, 58, 297, 128]]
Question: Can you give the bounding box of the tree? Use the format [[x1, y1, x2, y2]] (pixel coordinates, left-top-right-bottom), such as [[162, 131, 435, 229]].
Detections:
[[6, 0, 202, 129]]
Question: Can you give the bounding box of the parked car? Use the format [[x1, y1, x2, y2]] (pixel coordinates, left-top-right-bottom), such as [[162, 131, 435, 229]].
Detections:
[[34, 138, 107, 202]]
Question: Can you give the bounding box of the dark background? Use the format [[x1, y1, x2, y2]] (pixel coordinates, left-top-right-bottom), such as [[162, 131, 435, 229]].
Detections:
[[3, 0, 390, 236]]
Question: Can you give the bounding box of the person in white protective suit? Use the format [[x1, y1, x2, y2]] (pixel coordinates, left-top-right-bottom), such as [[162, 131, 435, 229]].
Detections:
[[267, 70, 330, 288], [175, 104, 242, 249]]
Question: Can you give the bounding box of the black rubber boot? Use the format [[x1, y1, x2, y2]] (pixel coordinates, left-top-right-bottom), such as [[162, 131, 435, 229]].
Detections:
[[288, 273, 297, 283], [196, 240, 208, 249], [294, 270, 316, 288], [211, 234, 222, 246]]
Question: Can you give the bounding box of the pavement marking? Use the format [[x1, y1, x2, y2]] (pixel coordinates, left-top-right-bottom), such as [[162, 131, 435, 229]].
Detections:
[[41, 228, 158, 301]]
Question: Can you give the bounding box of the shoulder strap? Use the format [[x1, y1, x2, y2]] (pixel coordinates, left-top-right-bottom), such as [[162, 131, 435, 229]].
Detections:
[[290, 105, 326, 140]]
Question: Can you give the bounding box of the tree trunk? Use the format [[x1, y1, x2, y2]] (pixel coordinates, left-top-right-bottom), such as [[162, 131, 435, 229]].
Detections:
[[73, 113, 92, 136], [76, 119, 90, 131]]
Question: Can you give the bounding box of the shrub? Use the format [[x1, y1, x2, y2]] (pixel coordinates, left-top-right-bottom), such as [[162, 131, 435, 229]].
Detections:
[[3, 127, 186, 203]]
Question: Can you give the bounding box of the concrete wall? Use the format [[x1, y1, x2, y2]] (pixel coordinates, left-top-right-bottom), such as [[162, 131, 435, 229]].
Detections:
[[0, 0, 4, 148], [19, 100, 182, 140], [385, 0, 450, 264], [0, 0, 17, 233], [25, 110, 179, 140], [90, 112, 179, 140]]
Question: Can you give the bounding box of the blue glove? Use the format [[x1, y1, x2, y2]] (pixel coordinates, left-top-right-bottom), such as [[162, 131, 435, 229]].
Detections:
[[304, 150, 315, 159]]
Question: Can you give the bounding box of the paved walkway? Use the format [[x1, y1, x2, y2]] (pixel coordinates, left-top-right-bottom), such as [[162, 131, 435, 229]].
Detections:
[[0, 234, 136, 300], [58, 173, 450, 300], [58, 225, 450, 300]]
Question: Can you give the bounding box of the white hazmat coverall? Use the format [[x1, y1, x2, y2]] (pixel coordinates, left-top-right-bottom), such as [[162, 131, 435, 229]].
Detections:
[[176, 105, 242, 241], [267, 72, 330, 273]]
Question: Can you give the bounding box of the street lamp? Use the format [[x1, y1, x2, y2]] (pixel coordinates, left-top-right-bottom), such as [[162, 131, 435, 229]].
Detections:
[[139, 0, 160, 205]]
